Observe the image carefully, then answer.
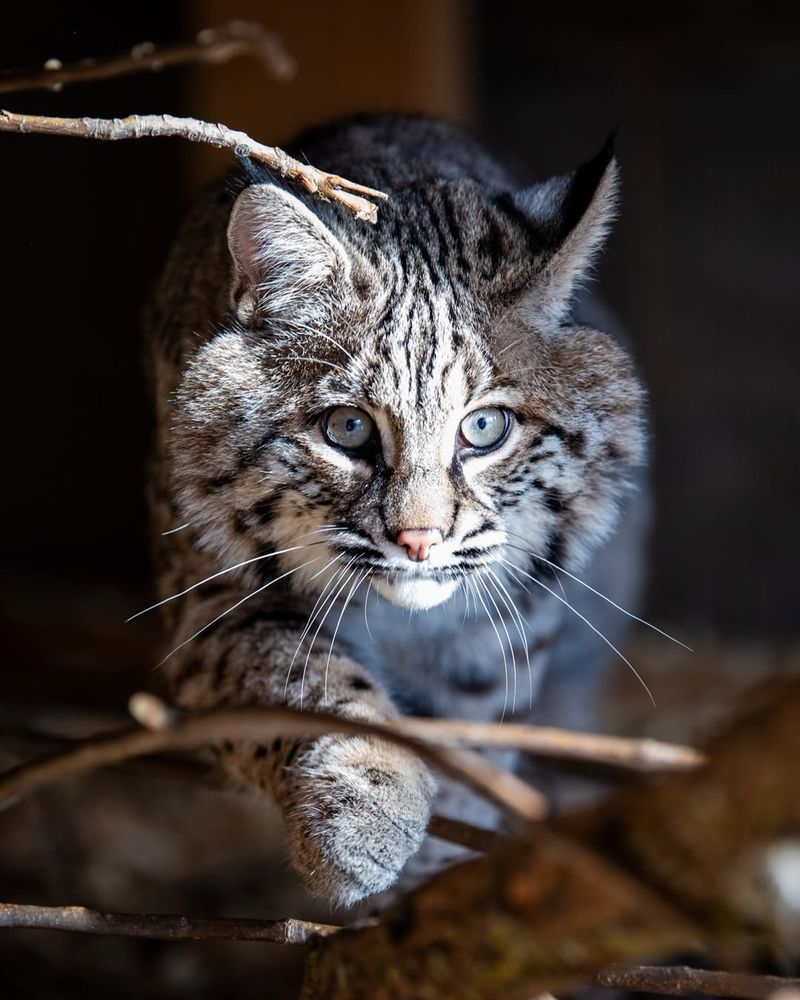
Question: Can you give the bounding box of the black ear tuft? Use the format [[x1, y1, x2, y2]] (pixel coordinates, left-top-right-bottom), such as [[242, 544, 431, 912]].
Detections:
[[556, 129, 618, 242], [235, 151, 272, 188], [513, 132, 621, 325]]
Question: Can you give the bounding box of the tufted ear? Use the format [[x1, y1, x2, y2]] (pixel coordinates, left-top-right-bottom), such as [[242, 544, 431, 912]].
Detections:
[[513, 136, 619, 327], [227, 183, 351, 328]]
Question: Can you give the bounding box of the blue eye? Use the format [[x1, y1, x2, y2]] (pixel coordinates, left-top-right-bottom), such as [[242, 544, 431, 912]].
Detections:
[[323, 406, 375, 451], [460, 407, 510, 450]]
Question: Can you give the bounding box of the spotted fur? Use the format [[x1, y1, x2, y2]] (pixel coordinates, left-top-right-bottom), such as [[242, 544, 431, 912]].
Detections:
[[146, 115, 646, 907]]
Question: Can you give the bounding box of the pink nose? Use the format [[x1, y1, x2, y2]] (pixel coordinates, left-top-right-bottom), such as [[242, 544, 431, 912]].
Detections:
[[396, 528, 443, 563]]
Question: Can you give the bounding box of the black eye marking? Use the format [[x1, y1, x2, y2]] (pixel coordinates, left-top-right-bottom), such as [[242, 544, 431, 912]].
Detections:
[[350, 676, 372, 691]]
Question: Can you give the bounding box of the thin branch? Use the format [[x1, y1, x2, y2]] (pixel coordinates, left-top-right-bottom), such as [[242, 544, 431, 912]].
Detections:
[[0, 725, 213, 787], [594, 965, 800, 1000], [0, 700, 548, 825], [0, 20, 295, 96], [0, 723, 503, 853], [389, 717, 705, 772], [0, 902, 338, 946], [0, 110, 388, 223], [127, 691, 702, 773], [426, 814, 501, 853], [4, 903, 798, 1000]]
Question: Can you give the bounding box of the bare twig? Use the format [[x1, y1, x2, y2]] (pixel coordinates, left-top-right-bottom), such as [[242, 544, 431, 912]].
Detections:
[[131, 691, 702, 774], [0, 723, 503, 853], [594, 965, 800, 1000], [129, 690, 178, 731], [0, 902, 338, 945], [426, 814, 501, 853], [0, 110, 388, 222], [0, 21, 295, 96], [3, 904, 798, 1000], [0, 725, 214, 786], [0, 700, 548, 825], [390, 717, 705, 772]]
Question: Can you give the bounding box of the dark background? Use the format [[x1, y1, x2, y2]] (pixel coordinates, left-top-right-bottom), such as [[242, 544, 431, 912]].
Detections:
[[478, 2, 800, 636]]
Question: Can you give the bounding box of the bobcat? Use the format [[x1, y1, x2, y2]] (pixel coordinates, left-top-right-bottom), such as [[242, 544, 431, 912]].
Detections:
[[145, 115, 646, 907]]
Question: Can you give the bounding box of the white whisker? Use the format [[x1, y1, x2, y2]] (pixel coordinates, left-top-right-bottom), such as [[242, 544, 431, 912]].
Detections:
[[158, 554, 326, 667], [299, 558, 359, 710], [161, 522, 190, 536], [486, 569, 533, 712], [324, 568, 369, 706], [503, 533, 692, 652], [363, 572, 375, 642], [479, 572, 517, 715], [495, 337, 523, 357], [282, 355, 349, 374], [472, 577, 510, 723], [500, 557, 656, 707], [291, 329, 355, 362], [128, 527, 343, 621], [459, 579, 470, 627], [283, 554, 345, 699]]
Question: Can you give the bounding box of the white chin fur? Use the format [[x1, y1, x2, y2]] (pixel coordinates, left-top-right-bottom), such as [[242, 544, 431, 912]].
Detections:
[[372, 574, 458, 610]]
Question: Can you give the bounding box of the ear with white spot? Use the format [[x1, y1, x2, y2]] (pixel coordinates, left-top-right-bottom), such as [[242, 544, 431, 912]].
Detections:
[[513, 137, 619, 327], [227, 183, 351, 327]]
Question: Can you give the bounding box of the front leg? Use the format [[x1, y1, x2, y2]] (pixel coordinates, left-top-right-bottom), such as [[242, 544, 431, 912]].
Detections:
[[165, 591, 436, 907]]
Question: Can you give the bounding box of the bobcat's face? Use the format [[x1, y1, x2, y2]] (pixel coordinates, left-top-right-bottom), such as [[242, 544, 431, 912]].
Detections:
[[171, 151, 644, 612]]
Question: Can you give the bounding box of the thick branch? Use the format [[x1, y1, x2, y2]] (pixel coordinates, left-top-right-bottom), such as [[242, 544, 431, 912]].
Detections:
[[0, 701, 548, 825], [0, 21, 295, 96], [0, 902, 337, 946], [0, 110, 388, 222], [593, 965, 800, 1000]]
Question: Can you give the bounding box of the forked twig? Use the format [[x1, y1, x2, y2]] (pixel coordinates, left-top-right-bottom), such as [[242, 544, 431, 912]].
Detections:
[[0, 20, 295, 96], [0, 698, 548, 825], [0, 110, 388, 222], [0, 694, 705, 826]]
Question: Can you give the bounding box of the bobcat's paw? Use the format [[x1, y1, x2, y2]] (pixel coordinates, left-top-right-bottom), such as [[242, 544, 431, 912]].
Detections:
[[284, 734, 436, 907]]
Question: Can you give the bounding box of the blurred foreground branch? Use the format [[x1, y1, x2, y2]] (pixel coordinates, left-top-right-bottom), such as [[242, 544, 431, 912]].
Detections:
[[0, 723, 503, 853], [0, 696, 549, 825], [391, 716, 704, 771], [0, 20, 295, 97], [0, 694, 703, 826]]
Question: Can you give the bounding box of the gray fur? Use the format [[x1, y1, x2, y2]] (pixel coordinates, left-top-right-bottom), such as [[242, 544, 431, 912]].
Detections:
[[145, 115, 646, 907]]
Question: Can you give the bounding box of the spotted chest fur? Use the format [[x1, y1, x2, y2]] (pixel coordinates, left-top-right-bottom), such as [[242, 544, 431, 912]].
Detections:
[[146, 115, 646, 907]]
